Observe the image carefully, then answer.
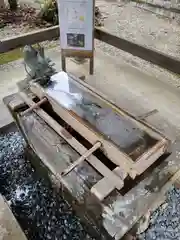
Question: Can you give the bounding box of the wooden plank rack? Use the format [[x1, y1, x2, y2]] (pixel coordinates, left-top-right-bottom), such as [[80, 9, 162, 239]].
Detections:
[[29, 72, 170, 179], [3, 72, 174, 240], [18, 72, 170, 200]]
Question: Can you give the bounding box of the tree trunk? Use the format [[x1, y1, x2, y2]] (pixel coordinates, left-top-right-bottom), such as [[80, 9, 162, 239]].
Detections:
[[0, 0, 5, 11], [8, 0, 18, 10]]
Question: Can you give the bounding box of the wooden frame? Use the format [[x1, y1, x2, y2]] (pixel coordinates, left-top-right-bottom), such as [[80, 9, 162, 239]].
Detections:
[[29, 74, 170, 178], [19, 92, 125, 200]]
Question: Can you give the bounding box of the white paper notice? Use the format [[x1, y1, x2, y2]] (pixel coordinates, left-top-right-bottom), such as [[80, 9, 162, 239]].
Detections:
[[58, 0, 93, 51]]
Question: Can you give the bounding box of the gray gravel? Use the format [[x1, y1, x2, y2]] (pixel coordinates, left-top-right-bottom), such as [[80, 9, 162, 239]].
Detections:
[[95, 0, 180, 90], [139, 186, 180, 240], [97, 0, 180, 59], [0, 130, 94, 240]]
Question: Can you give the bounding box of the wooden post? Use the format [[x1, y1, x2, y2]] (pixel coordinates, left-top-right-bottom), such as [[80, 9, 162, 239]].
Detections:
[[61, 54, 66, 72], [0, 0, 5, 10], [90, 56, 94, 75]]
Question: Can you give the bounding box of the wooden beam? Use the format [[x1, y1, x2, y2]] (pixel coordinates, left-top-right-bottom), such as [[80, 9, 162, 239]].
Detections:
[[135, 139, 168, 174], [91, 166, 127, 201], [1, 26, 180, 75], [94, 27, 180, 75], [0, 26, 59, 53]]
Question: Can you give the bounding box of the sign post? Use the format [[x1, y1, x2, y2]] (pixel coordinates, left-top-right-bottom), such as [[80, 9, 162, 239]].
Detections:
[[58, 0, 94, 74]]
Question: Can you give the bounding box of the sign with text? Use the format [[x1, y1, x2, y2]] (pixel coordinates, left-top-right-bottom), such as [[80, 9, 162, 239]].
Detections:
[[58, 0, 94, 52]]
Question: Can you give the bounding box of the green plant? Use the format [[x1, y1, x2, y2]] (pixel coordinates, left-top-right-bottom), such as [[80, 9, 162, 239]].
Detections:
[[8, 0, 18, 10], [0, 48, 22, 65], [37, 0, 103, 27], [37, 0, 58, 25]]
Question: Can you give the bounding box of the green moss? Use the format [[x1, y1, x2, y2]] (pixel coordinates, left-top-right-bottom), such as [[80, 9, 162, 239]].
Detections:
[[0, 48, 23, 65]]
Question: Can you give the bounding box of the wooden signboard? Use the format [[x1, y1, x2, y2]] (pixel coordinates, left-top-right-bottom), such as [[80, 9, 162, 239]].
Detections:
[[58, 0, 95, 74]]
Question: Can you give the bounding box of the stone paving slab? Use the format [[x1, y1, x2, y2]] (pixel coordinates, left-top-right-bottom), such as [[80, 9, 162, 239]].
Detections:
[[0, 194, 27, 240], [0, 102, 13, 129]]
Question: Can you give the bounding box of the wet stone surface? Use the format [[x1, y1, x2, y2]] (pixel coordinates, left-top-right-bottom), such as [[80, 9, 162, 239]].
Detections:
[[0, 131, 94, 240], [47, 72, 157, 161], [139, 186, 180, 240]]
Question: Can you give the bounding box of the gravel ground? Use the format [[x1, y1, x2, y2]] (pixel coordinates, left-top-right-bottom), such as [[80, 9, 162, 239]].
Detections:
[[94, 0, 180, 90], [97, 0, 180, 59], [139, 187, 180, 240], [0, 130, 93, 240]]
